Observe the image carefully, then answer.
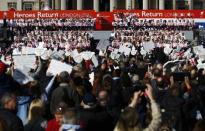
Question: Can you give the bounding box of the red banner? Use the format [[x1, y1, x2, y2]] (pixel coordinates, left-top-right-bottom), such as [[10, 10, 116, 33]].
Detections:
[[1, 10, 205, 19], [1, 10, 205, 30], [0, 10, 96, 19], [113, 10, 205, 18]]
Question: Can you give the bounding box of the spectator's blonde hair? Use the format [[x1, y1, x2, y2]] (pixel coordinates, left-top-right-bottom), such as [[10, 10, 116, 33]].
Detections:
[[27, 99, 44, 122], [114, 107, 141, 131]]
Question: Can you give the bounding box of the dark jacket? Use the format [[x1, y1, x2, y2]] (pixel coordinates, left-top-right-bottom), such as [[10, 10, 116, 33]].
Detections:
[[110, 77, 123, 107], [0, 73, 20, 98], [50, 83, 80, 114], [24, 117, 47, 131], [78, 106, 114, 131], [29, 59, 51, 92], [0, 109, 24, 131], [108, 77, 123, 123], [161, 94, 184, 131]]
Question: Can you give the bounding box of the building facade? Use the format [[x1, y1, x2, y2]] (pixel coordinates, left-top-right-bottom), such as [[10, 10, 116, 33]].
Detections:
[[0, 0, 205, 11], [0, 0, 46, 11]]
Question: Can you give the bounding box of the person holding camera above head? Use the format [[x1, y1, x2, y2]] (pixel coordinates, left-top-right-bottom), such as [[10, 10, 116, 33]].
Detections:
[[114, 84, 161, 131]]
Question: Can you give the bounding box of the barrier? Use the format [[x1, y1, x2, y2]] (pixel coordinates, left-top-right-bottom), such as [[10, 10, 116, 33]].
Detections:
[[0, 10, 205, 30]]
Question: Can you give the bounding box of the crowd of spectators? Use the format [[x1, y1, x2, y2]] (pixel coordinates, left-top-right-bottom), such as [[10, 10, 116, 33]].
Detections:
[[12, 30, 93, 51], [0, 13, 205, 131], [10, 18, 95, 32], [110, 29, 188, 48], [6, 17, 96, 54]]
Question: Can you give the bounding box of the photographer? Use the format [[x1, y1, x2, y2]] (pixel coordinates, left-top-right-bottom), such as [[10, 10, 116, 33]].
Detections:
[[114, 84, 161, 131]]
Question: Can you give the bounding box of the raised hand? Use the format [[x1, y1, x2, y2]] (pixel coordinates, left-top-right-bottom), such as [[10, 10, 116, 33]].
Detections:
[[145, 84, 154, 101]]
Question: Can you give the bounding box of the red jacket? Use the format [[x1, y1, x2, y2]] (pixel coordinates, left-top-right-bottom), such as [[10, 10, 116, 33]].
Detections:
[[46, 119, 60, 131]]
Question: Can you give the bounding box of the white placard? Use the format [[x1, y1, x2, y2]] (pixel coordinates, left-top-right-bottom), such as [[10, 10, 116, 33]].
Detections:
[[45, 76, 56, 94], [13, 55, 36, 69], [35, 48, 47, 56], [46, 59, 73, 76], [12, 48, 22, 55], [89, 72, 94, 86], [143, 41, 155, 52], [91, 55, 99, 67], [97, 40, 110, 50], [118, 45, 124, 53], [164, 46, 172, 55], [110, 52, 117, 60], [71, 49, 78, 57], [81, 51, 94, 61], [26, 47, 36, 55], [123, 46, 131, 56], [73, 54, 83, 63], [197, 64, 205, 69], [50, 50, 65, 60], [197, 59, 205, 69], [13, 68, 34, 85], [38, 42, 45, 48]]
